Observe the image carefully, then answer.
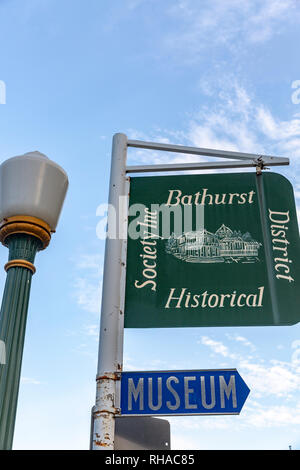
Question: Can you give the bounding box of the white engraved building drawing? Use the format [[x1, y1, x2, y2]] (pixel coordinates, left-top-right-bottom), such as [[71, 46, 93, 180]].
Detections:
[[165, 224, 261, 263]]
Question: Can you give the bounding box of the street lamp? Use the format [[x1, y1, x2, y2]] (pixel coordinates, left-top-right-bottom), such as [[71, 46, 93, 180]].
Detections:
[[0, 151, 68, 449]]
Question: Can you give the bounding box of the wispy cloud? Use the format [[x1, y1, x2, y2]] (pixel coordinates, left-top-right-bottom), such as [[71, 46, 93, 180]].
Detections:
[[226, 333, 256, 352], [256, 106, 300, 142], [199, 336, 237, 360], [240, 358, 300, 399], [74, 253, 103, 273], [198, 332, 300, 401], [245, 403, 300, 427], [170, 400, 300, 444], [73, 277, 101, 314], [83, 324, 99, 337], [165, 0, 300, 62], [188, 82, 300, 160], [72, 253, 103, 314], [129, 80, 300, 183]]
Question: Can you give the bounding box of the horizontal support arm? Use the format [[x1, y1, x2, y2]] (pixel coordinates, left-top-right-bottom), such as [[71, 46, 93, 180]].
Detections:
[[127, 139, 290, 164], [126, 157, 289, 174]]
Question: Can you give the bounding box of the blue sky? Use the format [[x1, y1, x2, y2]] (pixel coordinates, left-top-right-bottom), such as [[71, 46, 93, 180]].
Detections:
[[0, 0, 300, 450]]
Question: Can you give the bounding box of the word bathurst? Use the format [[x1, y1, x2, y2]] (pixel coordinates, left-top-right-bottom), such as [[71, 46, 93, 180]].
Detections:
[[165, 188, 256, 206]]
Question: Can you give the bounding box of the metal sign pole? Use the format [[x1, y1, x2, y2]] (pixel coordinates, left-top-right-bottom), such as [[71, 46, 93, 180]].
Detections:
[[91, 133, 291, 449], [92, 133, 128, 450]]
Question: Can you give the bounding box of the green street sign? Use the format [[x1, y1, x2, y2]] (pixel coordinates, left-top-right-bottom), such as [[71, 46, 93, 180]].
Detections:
[[124, 172, 300, 328]]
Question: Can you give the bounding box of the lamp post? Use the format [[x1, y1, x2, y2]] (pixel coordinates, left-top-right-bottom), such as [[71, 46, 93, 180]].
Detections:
[[0, 151, 68, 449]]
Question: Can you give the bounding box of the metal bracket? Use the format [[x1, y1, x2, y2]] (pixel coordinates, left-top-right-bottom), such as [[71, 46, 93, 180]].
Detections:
[[255, 156, 271, 175], [255, 157, 264, 175], [96, 372, 121, 381]]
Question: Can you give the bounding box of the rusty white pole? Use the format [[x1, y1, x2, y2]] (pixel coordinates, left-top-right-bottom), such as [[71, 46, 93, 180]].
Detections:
[[91, 133, 128, 450]]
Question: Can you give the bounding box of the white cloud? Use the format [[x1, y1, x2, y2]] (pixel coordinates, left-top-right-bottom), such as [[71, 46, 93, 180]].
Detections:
[[74, 253, 103, 273], [198, 333, 300, 401], [245, 404, 300, 427], [76, 256, 99, 270], [165, 0, 300, 62], [240, 359, 300, 398], [187, 82, 300, 170], [256, 107, 300, 141], [123, 354, 142, 371], [188, 122, 241, 153], [226, 334, 256, 352], [73, 277, 101, 314], [83, 324, 99, 337], [72, 253, 103, 314], [199, 336, 237, 359], [170, 402, 300, 442], [129, 81, 300, 170], [187, 83, 300, 163]]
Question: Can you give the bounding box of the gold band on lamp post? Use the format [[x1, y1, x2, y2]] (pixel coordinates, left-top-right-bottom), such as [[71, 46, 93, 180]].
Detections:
[[4, 260, 36, 274], [0, 215, 52, 250]]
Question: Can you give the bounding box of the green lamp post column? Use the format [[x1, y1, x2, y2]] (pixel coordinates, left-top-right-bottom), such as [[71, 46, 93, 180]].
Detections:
[[0, 152, 68, 450], [0, 231, 44, 449]]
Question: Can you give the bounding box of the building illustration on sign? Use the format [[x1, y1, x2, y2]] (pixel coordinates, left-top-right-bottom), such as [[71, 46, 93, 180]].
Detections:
[[165, 224, 261, 263]]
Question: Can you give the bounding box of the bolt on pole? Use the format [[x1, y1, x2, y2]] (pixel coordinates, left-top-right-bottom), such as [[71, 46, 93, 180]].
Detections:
[[91, 133, 128, 449]]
